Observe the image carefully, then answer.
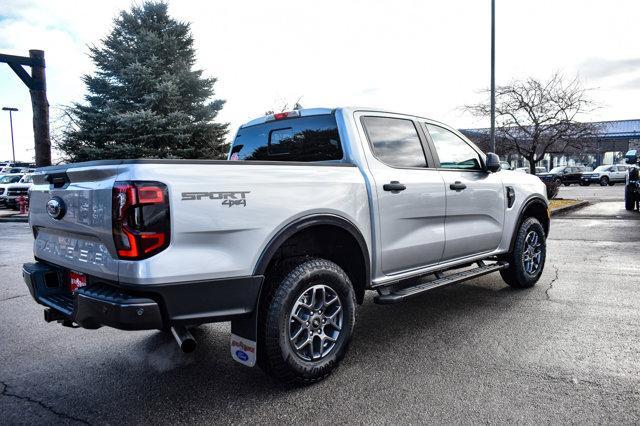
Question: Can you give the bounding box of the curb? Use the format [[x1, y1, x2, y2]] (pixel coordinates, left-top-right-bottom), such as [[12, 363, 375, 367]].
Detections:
[[550, 200, 590, 217], [0, 215, 29, 223]]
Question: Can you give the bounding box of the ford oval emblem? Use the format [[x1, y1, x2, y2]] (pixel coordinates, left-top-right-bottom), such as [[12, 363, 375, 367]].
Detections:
[[46, 196, 66, 220], [235, 350, 249, 362]]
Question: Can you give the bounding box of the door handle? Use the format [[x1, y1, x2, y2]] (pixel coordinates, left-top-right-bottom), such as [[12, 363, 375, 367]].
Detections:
[[449, 181, 467, 191], [383, 181, 406, 192]]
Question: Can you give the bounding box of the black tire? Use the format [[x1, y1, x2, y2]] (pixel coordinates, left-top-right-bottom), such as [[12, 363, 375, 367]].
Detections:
[[563, 183, 571, 186], [584, 182, 591, 186], [600, 176, 609, 186], [258, 257, 356, 385], [500, 217, 546, 288], [626, 186, 635, 211]]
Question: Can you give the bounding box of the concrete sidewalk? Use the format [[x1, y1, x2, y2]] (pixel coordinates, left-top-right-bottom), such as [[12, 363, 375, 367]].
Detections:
[[0, 209, 28, 222]]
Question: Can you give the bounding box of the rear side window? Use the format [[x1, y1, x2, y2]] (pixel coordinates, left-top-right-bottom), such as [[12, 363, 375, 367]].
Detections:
[[362, 116, 427, 168], [230, 114, 342, 162]]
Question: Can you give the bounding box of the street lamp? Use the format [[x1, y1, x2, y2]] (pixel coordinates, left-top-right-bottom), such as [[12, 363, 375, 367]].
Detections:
[[490, 0, 496, 154], [2, 106, 18, 162]]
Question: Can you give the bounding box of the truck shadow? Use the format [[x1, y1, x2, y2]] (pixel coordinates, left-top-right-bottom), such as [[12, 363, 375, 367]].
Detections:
[[27, 275, 542, 423]]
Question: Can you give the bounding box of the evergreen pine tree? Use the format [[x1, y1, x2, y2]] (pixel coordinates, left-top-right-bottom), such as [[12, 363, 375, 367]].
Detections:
[[60, 1, 228, 161]]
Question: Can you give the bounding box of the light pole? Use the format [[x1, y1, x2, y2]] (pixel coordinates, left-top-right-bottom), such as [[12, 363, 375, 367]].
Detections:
[[490, 0, 496, 154], [2, 107, 18, 162]]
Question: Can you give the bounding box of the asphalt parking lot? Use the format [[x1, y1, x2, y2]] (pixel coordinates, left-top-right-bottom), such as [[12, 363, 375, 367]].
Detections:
[[1, 192, 639, 424], [558, 183, 625, 201]]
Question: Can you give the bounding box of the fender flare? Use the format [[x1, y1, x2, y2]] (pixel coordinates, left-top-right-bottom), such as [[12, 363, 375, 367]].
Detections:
[[231, 214, 371, 344], [508, 196, 549, 253], [253, 214, 371, 284]]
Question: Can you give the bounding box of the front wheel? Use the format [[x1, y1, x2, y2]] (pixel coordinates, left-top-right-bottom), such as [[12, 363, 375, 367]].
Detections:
[[258, 258, 356, 385], [600, 176, 609, 186], [500, 217, 546, 288]]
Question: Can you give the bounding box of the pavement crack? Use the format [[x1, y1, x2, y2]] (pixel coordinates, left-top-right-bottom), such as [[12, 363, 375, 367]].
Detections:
[[545, 265, 559, 300], [0, 294, 29, 302], [0, 380, 91, 425]]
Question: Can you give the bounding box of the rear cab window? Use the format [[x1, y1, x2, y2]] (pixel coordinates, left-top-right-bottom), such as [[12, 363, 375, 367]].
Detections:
[[230, 114, 343, 162]]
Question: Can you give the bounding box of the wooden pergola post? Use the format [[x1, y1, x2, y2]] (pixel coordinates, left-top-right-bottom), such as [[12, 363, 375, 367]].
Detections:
[[0, 49, 51, 167]]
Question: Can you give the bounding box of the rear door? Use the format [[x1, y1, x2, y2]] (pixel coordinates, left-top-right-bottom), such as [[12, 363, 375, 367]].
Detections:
[[423, 123, 505, 261], [570, 167, 583, 183], [613, 165, 627, 182], [360, 114, 446, 275]]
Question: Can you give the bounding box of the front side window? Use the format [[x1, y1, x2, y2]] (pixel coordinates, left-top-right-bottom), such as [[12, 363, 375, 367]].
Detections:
[[362, 116, 426, 168], [425, 124, 482, 170]]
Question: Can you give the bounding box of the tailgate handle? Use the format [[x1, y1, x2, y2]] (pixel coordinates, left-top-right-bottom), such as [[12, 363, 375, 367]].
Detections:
[[45, 172, 70, 188]]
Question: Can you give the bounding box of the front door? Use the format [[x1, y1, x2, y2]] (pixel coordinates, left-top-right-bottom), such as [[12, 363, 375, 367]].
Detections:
[[423, 123, 505, 262], [360, 115, 446, 275]]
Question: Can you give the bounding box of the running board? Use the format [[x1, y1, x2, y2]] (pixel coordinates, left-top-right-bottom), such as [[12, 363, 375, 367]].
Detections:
[[374, 261, 509, 305]]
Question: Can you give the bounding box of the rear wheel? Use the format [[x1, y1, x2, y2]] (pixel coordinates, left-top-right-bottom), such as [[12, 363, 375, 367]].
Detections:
[[600, 176, 609, 186], [258, 257, 356, 385], [500, 217, 546, 288], [626, 186, 636, 211]]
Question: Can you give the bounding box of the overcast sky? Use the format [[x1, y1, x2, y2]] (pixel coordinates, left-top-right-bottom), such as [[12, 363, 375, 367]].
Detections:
[[1, 0, 639, 162]]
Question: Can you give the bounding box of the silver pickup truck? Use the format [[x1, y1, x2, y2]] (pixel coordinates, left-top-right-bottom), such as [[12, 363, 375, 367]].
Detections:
[[22, 107, 549, 384]]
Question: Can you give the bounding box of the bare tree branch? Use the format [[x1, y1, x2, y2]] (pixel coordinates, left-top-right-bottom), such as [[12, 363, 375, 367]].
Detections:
[[464, 72, 600, 174]]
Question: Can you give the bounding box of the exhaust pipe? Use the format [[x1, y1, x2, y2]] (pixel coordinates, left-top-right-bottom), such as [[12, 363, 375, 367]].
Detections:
[[171, 326, 197, 353]]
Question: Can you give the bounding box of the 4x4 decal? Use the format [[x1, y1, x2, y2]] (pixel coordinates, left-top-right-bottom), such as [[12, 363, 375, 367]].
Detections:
[[182, 191, 250, 207]]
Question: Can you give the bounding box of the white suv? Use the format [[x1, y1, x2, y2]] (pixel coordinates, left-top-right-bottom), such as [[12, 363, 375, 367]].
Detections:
[[580, 164, 628, 186]]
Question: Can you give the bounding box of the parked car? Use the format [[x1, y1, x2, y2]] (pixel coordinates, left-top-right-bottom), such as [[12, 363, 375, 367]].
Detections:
[[538, 165, 588, 186], [516, 166, 547, 175], [1, 173, 33, 209], [0, 162, 32, 174], [624, 150, 639, 211], [21, 107, 549, 384], [580, 164, 628, 186], [0, 173, 25, 207]]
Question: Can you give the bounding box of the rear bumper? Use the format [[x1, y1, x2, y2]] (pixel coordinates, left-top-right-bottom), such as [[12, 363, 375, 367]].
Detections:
[[22, 262, 263, 330]]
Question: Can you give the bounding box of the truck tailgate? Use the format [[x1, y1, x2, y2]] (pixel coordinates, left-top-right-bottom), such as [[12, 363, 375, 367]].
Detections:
[[29, 164, 120, 280]]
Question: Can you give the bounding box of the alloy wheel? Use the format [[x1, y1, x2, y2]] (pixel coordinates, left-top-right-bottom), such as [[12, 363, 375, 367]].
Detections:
[[288, 284, 343, 361], [522, 230, 543, 275]]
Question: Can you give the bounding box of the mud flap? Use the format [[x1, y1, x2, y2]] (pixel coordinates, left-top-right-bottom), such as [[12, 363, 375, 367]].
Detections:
[[230, 309, 258, 367]]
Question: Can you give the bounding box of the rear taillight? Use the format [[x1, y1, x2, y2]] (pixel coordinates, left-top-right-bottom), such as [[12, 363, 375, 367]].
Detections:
[[112, 181, 170, 260]]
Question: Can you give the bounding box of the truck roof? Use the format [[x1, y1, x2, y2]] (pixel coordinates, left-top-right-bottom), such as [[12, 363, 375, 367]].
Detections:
[[239, 107, 449, 129]]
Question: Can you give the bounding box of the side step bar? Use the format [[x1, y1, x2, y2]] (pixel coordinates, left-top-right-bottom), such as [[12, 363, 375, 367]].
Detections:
[[374, 261, 509, 305]]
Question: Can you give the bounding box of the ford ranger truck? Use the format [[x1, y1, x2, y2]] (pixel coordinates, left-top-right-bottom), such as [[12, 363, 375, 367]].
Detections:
[[23, 107, 549, 384]]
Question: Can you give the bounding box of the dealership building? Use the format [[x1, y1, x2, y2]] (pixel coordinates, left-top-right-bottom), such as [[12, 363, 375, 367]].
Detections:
[[462, 119, 640, 170]]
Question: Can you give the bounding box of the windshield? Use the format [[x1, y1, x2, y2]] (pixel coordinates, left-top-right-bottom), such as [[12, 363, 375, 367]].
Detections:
[[0, 175, 22, 184], [549, 167, 565, 174], [593, 166, 610, 172]]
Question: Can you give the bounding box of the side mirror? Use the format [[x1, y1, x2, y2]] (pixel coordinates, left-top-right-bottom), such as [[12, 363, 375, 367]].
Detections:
[[625, 150, 638, 165], [485, 152, 501, 173]]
